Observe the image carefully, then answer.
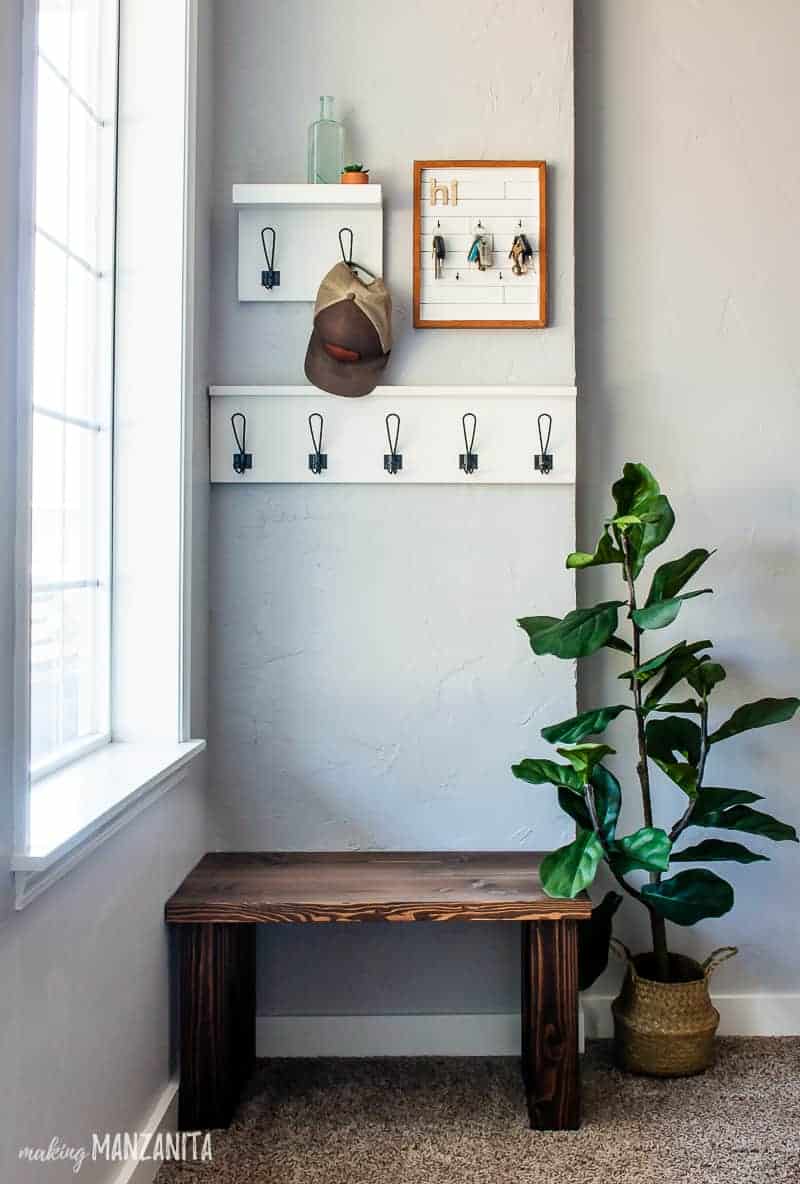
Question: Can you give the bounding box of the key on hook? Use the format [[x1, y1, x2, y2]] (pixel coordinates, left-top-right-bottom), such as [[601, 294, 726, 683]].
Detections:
[[459, 412, 478, 474], [308, 413, 327, 475], [384, 413, 402, 474]]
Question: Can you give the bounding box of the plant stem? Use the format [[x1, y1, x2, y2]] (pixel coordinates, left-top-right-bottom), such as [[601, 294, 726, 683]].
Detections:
[[585, 784, 647, 907], [669, 698, 709, 843], [620, 534, 670, 978]]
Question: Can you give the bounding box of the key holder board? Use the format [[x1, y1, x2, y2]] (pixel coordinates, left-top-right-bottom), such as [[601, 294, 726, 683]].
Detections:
[[413, 161, 547, 329]]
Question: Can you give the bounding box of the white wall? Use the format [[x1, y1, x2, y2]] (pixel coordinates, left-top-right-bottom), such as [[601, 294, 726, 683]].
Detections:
[[575, 0, 800, 997], [0, 5, 215, 1182], [210, 0, 800, 1027], [208, 0, 576, 1020]]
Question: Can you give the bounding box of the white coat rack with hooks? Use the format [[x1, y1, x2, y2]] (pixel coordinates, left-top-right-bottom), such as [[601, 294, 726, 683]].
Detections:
[[209, 386, 576, 485]]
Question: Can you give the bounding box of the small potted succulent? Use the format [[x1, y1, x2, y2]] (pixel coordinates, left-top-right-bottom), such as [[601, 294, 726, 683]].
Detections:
[[341, 163, 369, 184], [512, 462, 798, 1076]]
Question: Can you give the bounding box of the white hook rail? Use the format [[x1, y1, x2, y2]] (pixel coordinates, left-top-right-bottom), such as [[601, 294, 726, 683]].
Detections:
[[209, 386, 576, 485]]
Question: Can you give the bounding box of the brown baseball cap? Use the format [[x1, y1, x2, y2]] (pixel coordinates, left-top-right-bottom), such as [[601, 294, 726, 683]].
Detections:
[[304, 262, 392, 397]]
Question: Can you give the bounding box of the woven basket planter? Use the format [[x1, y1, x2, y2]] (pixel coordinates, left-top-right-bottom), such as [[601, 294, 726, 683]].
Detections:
[[611, 942, 737, 1077]]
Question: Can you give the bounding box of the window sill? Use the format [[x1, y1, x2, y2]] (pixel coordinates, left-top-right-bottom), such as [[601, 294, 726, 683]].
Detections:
[[11, 738, 206, 909]]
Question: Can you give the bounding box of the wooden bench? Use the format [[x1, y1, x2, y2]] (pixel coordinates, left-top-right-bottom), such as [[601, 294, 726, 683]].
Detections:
[[165, 851, 591, 1131]]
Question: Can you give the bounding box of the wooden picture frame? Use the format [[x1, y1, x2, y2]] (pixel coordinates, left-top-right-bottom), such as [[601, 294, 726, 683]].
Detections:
[[413, 160, 547, 329]]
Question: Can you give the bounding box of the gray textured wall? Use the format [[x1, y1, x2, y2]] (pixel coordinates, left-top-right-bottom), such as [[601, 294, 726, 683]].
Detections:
[[210, 0, 800, 1015], [575, 0, 800, 992], [208, 0, 577, 1017]]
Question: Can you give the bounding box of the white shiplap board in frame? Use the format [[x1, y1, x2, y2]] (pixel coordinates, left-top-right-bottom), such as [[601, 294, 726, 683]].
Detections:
[[209, 386, 574, 484], [413, 162, 547, 328]]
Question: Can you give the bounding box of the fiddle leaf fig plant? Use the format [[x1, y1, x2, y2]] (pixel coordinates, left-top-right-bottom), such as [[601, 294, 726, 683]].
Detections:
[[513, 462, 799, 982]]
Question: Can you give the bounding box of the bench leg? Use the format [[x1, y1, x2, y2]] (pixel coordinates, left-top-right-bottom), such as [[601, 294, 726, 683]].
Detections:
[[178, 923, 256, 1130], [521, 919, 580, 1130]]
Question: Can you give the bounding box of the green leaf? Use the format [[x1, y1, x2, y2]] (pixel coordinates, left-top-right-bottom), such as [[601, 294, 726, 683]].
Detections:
[[687, 662, 726, 698], [566, 527, 623, 570], [612, 462, 661, 516], [511, 758, 583, 792], [589, 764, 622, 842], [629, 495, 676, 579], [653, 760, 699, 797], [671, 839, 768, 864], [517, 616, 559, 645], [631, 589, 712, 631], [540, 831, 605, 899], [708, 697, 800, 745], [647, 698, 703, 715], [611, 465, 675, 578], [612, 827, 672, 873], [641, 869, 734, 926], [557, 766, 621, 845], [645, 716, 701, 766], [522, 602, 626, 660], [693, 804, 798, 843], [690, 787, 764, 824], [646, 549, 713, 606], [621, 639, 712, 685], [643, 644, 714, 705], [556, 743, 616, 782], [605, 635, 633, 655], [557, 786, 593, 831], [542, 705, 630, 745]]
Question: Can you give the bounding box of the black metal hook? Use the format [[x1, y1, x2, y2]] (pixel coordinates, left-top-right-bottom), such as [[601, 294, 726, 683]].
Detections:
[[338, 226, 353, 267], [231, 412, 252, 475], [384, 413, 402, 475], [534, 412, 553, 474], [459, 412, 478, 474], [338, 226, 377, 280], [308, 413, 327, 475], [260, 226, 280, 290]]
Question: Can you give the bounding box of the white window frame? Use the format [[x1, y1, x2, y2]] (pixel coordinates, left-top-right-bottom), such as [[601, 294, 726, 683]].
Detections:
[[28, 0, 118, 785], [12, 0, 206, 908]]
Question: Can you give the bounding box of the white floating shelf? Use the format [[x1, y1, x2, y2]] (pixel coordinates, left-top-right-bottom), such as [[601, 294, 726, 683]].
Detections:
[[233, 184, 383, 302], [233, 183, 382, 206], [209, 386, 576, 485]]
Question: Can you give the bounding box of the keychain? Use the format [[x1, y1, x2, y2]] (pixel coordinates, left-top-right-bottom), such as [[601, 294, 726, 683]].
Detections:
[[467, 222, 492, 272], [509, 228, 534, 276], [432, 230, 446, 279]]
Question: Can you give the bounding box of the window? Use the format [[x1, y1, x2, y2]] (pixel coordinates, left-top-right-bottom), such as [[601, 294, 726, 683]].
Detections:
[[13, 0, 205, 906], [29, 0, 119, 779]]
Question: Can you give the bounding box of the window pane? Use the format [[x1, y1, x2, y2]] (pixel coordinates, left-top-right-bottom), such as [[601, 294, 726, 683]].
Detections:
[[67, 98, 99, 266], [30, 587, 103, 769], [34, 57, 69, 243], [38, 0, 70, 77], [69, 0, 102, 111], [65, 259, 99, 421], [32, 231, 67, 415], [30, 0, 118, 775]]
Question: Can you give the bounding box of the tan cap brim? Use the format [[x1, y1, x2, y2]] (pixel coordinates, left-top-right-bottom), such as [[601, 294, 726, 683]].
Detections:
[[304, 326, 389, 398]]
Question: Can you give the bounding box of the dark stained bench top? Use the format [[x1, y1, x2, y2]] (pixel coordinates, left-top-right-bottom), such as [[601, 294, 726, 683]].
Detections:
[[165, 852, 592, 924]]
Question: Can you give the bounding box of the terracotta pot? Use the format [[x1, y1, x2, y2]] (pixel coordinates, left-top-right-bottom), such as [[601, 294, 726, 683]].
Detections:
[[611, 942, 737, 1077], [341, 171, 369, 184]]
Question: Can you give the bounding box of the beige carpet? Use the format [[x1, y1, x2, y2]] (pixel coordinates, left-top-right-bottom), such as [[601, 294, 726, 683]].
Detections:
[[156, 1039, 800, 1184]]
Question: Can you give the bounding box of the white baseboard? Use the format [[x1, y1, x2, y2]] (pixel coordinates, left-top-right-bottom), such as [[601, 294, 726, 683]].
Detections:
[[256, 995, 800, 1058], [109, 1080, 179, 1184]]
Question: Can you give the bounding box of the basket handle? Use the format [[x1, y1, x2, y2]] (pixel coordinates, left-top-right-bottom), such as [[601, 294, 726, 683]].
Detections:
[[701, 946, 738, 977]]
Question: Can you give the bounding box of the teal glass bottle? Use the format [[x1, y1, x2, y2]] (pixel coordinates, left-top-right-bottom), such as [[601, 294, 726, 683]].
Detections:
[[307, 96, 344, 184]]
